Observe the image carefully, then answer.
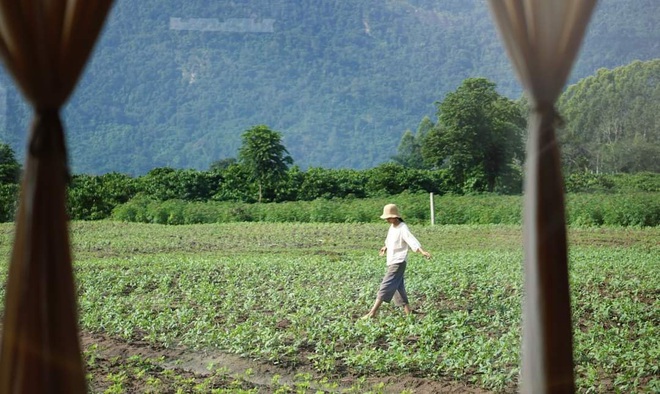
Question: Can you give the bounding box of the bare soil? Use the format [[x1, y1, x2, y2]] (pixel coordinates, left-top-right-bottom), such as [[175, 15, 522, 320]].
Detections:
[[81, 331, 494, 393]]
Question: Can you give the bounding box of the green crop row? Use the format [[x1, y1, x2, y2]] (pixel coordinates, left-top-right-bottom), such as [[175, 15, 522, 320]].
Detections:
[[2, 222, 656, 392], [0, 223, 657, 392], [110, 192, 660, 227]]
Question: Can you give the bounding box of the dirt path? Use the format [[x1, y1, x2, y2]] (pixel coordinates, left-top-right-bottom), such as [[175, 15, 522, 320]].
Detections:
[[81, 332, 495, 393]]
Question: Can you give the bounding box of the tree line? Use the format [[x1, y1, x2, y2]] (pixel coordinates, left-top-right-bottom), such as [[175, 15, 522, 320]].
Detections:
[[393, 60, 660, 178], [1, 0, 655, 174], [1, 137, 657, 223], [1, 64, 658, 222], [557, 59, 660, 174]]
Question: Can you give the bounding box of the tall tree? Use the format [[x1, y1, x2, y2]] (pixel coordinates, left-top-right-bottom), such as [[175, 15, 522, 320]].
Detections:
[[239, 125, 293, 202], [393, 129, 421, 168], [558, 59, 660, 174], [423, 77, 525, 193], [0, 142, 21, 184], [0, 142, 20, 222], [393, 116, 434, 169]]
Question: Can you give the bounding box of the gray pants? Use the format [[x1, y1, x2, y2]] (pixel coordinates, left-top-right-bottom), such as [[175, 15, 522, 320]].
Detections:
[[377, 262, 409, 306]]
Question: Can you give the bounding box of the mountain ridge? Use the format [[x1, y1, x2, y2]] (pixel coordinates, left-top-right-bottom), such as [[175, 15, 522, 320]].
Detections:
[[0, 0, 657, 175]]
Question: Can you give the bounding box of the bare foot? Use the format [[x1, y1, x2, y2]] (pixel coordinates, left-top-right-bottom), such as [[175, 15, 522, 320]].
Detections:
[[361, 313, 376, 319]]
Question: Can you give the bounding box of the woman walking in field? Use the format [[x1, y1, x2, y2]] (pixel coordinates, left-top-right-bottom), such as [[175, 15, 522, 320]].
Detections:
[[362, 204, 431, 319]]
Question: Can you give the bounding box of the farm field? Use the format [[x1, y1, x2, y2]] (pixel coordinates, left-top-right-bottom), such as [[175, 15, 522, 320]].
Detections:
[[0, 222, 658, 393]]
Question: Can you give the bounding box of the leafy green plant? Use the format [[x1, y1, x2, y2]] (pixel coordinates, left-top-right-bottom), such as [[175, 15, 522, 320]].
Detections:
[[2, 222, 657, 392]]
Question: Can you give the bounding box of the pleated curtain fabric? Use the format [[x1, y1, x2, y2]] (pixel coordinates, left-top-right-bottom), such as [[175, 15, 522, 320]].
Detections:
[[0, 1, 114, 393], [487, 1, 598, 393]]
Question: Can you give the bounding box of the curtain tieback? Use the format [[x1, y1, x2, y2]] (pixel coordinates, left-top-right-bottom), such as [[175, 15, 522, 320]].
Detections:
[[29, 108, 71, 182], [533, 102, 564, 129]]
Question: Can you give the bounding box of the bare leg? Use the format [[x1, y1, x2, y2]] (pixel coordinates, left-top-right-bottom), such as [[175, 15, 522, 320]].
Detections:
[[393, 281, 411, 316], [362, 298, 383, 319]]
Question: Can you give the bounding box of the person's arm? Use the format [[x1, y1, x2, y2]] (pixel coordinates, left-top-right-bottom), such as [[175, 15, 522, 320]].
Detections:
[[414, 246, 431, 259], [379, 245, 387, 256], [402, 226, 431, 259]]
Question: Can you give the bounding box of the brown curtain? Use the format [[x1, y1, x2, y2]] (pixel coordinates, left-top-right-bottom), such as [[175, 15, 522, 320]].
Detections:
[[0, 1, 114, 393], [487, 1, 598, 393]]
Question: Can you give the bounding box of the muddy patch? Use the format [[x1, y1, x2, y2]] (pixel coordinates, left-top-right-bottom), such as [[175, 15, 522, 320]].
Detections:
[[81, 331, 494, 393]]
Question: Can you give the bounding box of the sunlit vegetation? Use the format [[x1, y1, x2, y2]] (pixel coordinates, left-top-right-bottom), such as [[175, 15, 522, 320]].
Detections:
[[1, 222, 656, 392], [2, 1, 654, 174]]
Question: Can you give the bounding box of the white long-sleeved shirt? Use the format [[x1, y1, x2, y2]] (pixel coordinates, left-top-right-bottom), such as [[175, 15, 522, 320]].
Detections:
[[384, 222, 421, 265]]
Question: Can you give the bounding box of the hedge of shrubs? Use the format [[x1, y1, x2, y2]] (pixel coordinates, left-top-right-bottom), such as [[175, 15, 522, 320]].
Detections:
[[1, 171, 658, 226], [0, 184, 18, 223], [564, 172, 659, 193], [110, 192, 659, 227]]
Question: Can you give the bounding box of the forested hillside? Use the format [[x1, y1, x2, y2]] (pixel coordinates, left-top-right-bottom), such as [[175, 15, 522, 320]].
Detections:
[[558, 59, 660, 174], [393, 60, 660, 177], [0, 0, 657, 175]]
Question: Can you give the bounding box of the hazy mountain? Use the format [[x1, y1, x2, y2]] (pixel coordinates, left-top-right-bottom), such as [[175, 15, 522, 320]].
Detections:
[[0, 0, 657, 175]]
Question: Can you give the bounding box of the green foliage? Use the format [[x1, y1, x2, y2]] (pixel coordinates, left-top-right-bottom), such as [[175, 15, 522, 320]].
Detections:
[[211, 164, 256, 203], [296, 167, 367, 200], [0, 142, 20, 222], [392, 116, 432, 170], [82, 348, 262, 393], [0, 183, 18, 222], [109, 193, 153, 223], [566, 193, 660, 227], [565, 194, 607, 227], [32, 155, 660, 225], [433, 194, 522, 225], [558, 59, 660, 174], [3, 1, 655, 174], [67, 172, 138, 220], [77, 162, 453, 218], [2, 221, 653, 392], [564, 172, 660, 193], [599, 194, 659, 227], [295, 167, 335, 200], [0, 142, 21, 184], [364, 163, 411, 196], [423, 78, 526, 193], [111, 191, 660, 227], [564, 172, 617, 194], [238, 125, 293, 203], [365, 163, 449, 196], [112, 196, 190, 225], [136, 167, 221, 201], [209, 157, 237, 171], [609, 172, 660, 193]]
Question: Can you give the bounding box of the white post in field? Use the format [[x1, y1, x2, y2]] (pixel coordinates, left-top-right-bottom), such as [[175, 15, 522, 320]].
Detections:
[[430, 192, 435, 226]]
